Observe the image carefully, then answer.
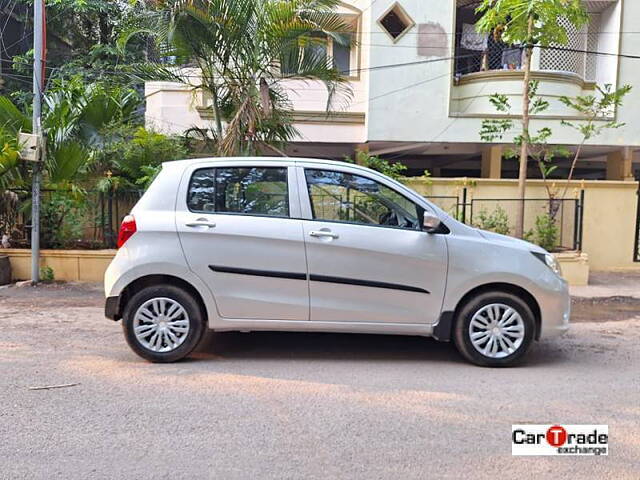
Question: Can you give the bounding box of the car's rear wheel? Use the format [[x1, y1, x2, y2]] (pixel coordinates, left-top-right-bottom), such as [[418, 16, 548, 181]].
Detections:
[[122, 285, 206, 362], [453, 291, 535, 367]]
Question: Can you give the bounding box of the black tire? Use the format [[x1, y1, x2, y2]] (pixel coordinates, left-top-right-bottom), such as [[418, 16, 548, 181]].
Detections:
[[453, 291, 536, 367], [122, 284, 206, 363]]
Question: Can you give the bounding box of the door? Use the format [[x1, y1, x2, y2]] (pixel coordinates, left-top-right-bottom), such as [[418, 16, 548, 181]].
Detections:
[[299, 166, 448, 325], [176, 164, 308, 321]]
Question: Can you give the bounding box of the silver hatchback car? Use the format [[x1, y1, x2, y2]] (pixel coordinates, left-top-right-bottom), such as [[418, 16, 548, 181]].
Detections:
[[105, 157, 569, 367]]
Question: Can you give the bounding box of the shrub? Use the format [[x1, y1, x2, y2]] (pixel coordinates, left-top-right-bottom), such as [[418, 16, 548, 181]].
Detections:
[[94, 126, 188, 189], [40, 192, 88, 249], [39, 266, 55, 283], [525, 213, 559, 251], [474, 206, 511, 235], [119, 127, 188, 181]]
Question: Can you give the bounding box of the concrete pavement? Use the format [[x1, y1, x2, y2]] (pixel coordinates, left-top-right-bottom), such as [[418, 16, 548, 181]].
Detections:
[[1, 283, 639, 479]]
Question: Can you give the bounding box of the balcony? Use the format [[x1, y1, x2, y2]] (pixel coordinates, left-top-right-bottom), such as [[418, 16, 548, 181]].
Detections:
[[450, 0, 620, 118]]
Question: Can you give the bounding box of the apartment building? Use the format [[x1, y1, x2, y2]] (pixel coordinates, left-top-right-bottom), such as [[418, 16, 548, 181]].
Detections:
[[145, 0, 638, 180]]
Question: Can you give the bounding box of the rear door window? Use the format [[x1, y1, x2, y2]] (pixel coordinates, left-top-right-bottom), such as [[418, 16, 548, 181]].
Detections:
[[187, 167, 289, 217]]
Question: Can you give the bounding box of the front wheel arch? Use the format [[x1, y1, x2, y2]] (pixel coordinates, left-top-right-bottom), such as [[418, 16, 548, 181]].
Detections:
[[437, 283, 541, 342]]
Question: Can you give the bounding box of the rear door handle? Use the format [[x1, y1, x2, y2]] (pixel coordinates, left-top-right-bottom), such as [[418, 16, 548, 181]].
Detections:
[[309, 230, 339, 239], [186, 219, 216, 228]]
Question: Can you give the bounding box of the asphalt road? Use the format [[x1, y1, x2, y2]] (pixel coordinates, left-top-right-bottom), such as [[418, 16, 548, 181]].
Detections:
[[1, 284, 639, 479]]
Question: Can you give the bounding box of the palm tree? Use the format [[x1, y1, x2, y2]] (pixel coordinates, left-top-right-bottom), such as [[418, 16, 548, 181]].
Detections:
[[0, 125, 22, 191], [0, 78, 141, 245], [0, 76, 140, 192], [121, 0, 352, 156]]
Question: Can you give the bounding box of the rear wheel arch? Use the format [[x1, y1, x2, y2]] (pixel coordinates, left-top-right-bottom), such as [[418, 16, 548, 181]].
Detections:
[[118, 274, 208, 323], [443, 283, 542, 341]]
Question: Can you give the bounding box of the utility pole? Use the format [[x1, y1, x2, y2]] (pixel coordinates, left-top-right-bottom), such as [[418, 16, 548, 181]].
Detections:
[[31, 0, 45, 283]]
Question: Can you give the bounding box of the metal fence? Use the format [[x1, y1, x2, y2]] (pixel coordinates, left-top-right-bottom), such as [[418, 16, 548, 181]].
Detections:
[[426, 188, 585, 251], [469, 198, 582, 251], [1, 186, 585, 252], [2, 189, 144, 249]]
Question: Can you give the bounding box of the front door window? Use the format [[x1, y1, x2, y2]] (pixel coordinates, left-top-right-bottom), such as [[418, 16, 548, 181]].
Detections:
[[304, 169, 420, 229]]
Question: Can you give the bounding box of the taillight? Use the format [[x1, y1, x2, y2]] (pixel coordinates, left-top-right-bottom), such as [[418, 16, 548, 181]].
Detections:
[[117, 215, 137, 248]]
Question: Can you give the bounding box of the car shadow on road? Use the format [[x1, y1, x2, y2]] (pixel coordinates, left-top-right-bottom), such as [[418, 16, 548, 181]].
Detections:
[[189, 331, 574, 367], [192, 331, 466, 365]]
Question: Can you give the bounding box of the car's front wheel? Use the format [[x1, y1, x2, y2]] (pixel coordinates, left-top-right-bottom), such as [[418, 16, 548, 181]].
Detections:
[[453, 291, 536, 367], [122, 285, 206, 362]]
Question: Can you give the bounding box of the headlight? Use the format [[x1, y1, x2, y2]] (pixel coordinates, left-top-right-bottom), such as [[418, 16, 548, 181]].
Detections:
[[532, 251, 562, 276]]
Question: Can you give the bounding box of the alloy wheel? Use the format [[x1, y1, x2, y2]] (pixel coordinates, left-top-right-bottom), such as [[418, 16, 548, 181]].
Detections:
[[133, 297, 190, 353], [468, 303, 525, 359]]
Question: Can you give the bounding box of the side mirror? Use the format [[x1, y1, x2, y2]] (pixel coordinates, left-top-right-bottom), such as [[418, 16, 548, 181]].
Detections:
[[422, 212, 442, 233]]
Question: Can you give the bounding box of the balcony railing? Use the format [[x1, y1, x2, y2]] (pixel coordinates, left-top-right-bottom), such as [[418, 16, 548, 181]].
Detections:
[[454, 5, 605, 83]]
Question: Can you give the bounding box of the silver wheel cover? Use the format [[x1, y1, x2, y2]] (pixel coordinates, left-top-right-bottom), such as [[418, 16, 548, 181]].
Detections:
[[468, 303, 525, 359], [133, 297, 190, 353]]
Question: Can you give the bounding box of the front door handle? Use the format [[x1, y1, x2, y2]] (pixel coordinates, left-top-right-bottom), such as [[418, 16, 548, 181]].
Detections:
[[309, 230, 339, 239], [186, 219, 216, 228]]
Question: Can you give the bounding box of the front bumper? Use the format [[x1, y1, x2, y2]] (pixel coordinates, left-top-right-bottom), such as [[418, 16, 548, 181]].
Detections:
[[538, 280, 571, 339], [105, 296, 121, 321]]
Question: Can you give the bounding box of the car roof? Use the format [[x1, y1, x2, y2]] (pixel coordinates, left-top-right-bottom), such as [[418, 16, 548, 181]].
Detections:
[[163, 156, 358, 169], [159, 156, 454, 221]]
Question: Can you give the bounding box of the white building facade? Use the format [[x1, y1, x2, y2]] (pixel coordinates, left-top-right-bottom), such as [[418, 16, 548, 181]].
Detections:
[[145, 0, 639, 180]]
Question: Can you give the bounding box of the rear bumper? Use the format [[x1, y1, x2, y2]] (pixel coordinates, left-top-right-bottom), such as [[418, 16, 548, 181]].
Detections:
[[105, 296, 121, 321]]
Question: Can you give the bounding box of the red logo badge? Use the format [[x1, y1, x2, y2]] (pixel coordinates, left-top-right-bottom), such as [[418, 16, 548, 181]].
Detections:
[[546, 425, 568, 447]]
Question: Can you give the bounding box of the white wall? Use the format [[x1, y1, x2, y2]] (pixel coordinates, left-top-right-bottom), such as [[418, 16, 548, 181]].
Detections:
[[145, 82, 203, 135], [363, 0, 639, 148], [595, 2, 621, 87], [599, 0, 640, 146], [366, 0, 455, 143], [144, 0, 640, 150]]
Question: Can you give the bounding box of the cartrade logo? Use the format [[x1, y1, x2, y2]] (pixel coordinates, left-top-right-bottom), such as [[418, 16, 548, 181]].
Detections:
[[546, 425, 567, 447], [512, 425, 608, 456]]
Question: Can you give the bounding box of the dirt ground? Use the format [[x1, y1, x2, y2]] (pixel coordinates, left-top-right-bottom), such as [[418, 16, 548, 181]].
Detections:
[[571, 296, 640, 322], [1, 283, 639, 479], [570, 271, 640, 322]]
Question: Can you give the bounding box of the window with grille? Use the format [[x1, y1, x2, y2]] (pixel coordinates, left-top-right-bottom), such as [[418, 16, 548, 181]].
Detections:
[[453, 0, 607, 82], [539, 14, 601, 81]]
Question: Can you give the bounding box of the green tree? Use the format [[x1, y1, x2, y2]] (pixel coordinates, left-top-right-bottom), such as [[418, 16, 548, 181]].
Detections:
[[0, 76, 141, 190], [480, 83, 630, 225], [0, 123, 22, 190], [0, 76, 143, 246], [344, 151, 408, 180], [7, 0, 149, 105], [475, 0, 589, 238], [121, 0, 352, 156], [558, 84, 632, 194], [45, 0, 141, 53], [94, 126, 188, 191]]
